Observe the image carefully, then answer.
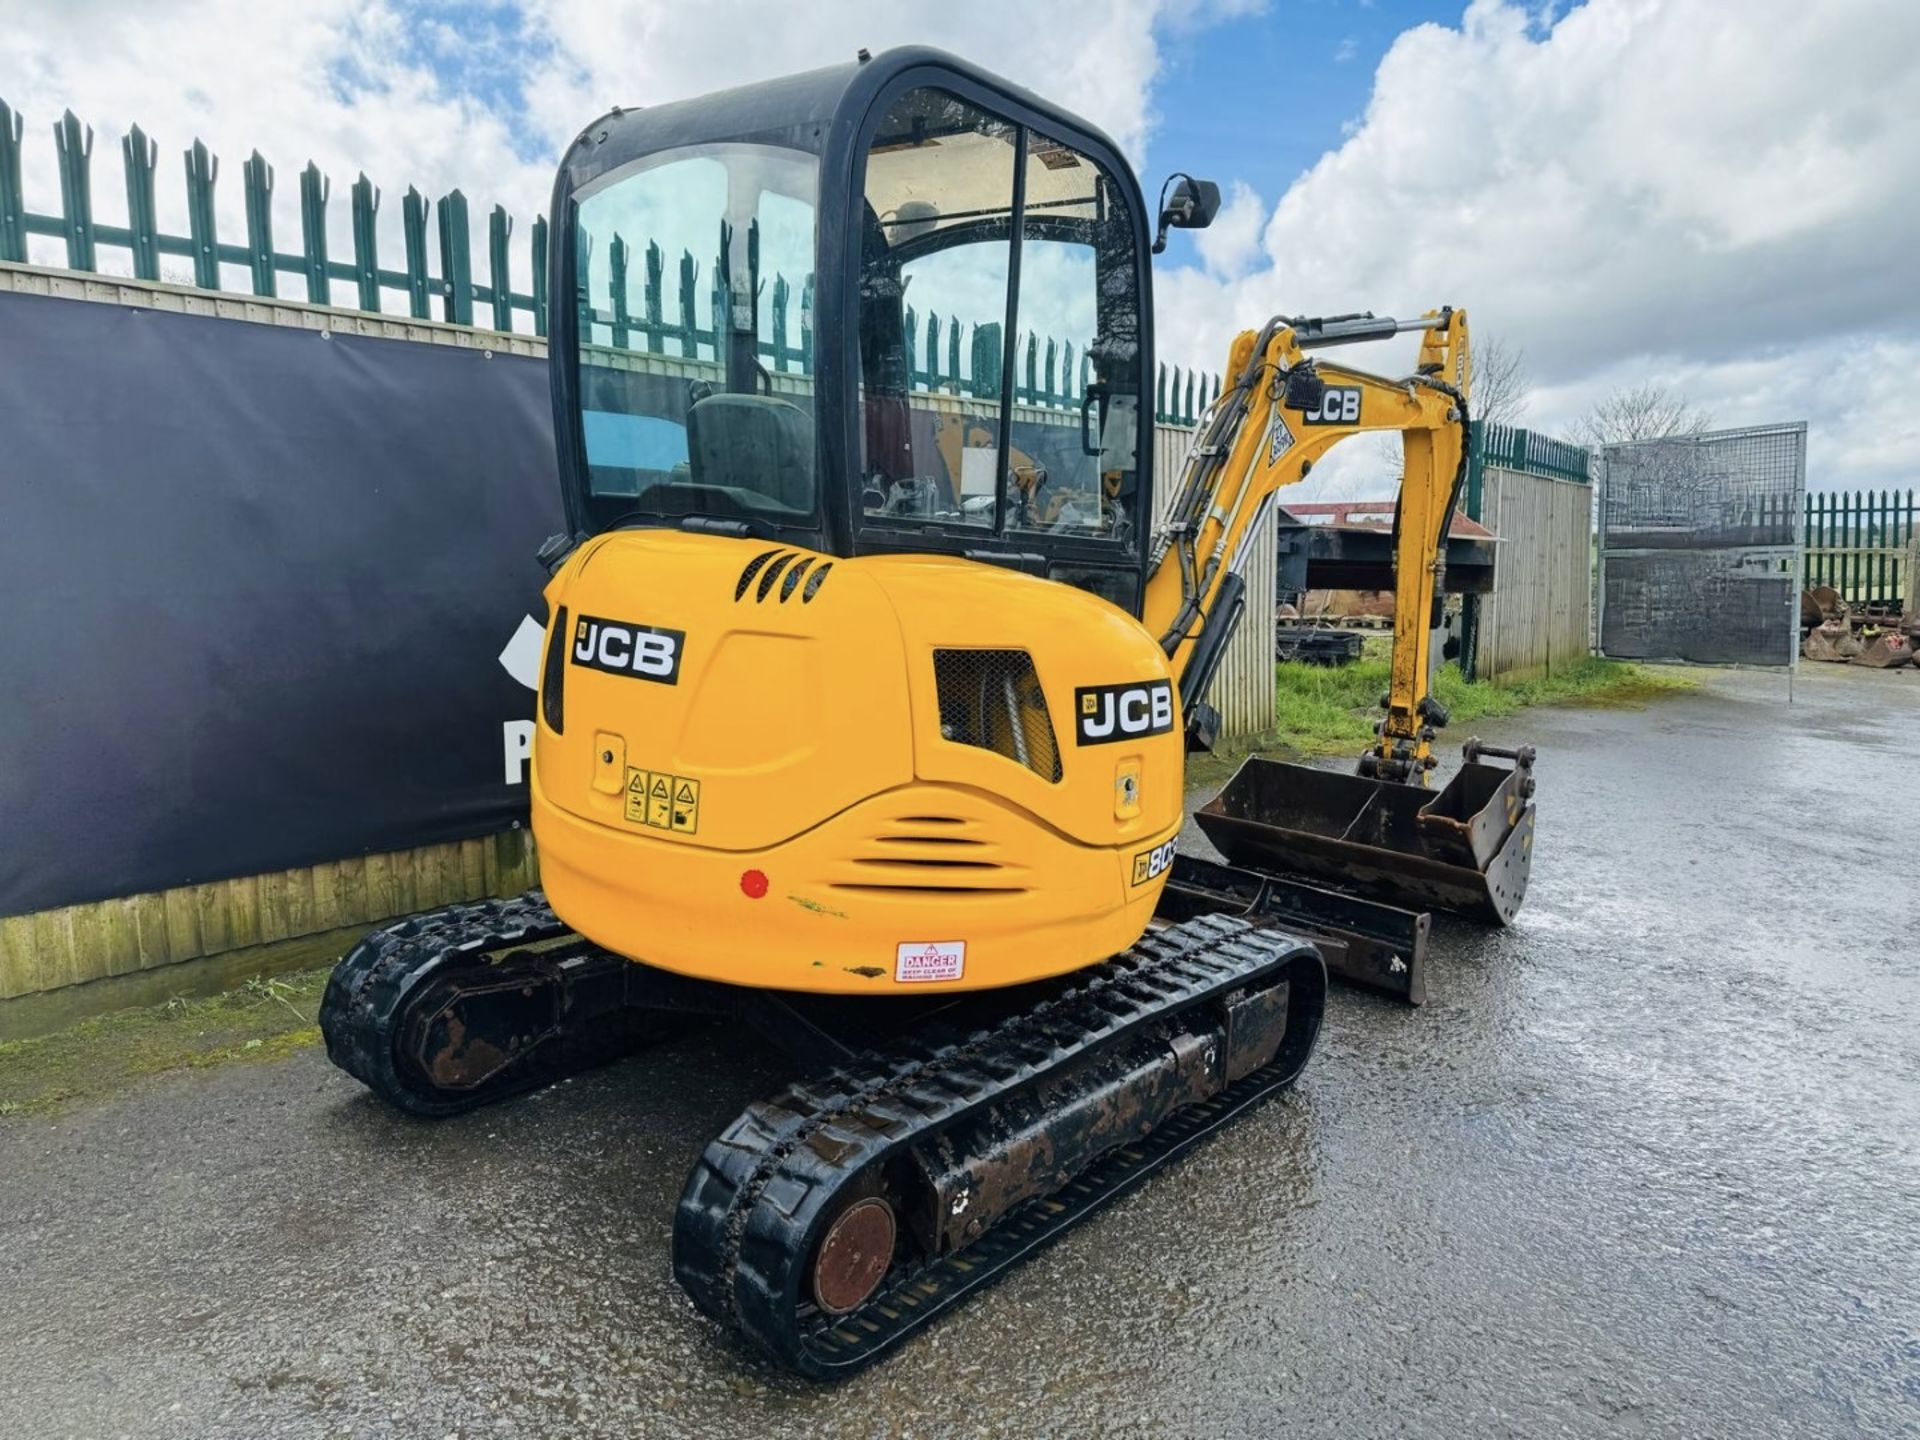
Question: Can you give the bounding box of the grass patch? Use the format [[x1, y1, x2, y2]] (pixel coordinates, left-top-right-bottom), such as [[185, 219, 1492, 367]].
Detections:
[[1264, 636, 1694, 760], [1191, 637, 1695, 785], [0, 969, 330, 1119]]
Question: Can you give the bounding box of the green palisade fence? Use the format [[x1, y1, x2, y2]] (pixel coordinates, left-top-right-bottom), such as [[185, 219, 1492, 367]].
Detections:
[[1803, 488, 1917, 609], [1471, 421, 1592, 487], [0, 95, 1223, 424], [1462, 420, 1592, 528], [0, 95, 549, 334]]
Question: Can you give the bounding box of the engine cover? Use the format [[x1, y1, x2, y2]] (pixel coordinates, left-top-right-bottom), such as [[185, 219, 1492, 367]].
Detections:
[[531, 531, 1186, 993]]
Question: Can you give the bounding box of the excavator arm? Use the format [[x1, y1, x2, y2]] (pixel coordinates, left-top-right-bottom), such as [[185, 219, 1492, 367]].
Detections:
[[1149, 303, 1539, 954], [1143, 307, 1472, 781]]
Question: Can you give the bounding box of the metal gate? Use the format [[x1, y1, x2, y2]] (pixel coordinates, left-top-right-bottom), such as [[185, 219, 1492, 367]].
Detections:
[[1595, 422, 1807, 666]]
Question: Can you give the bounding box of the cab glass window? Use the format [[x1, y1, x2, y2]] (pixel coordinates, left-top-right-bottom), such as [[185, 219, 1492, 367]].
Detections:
[[857, 90, 1017, 530], [1007, 134, 1142, 544], [574, 143, 818, 526]]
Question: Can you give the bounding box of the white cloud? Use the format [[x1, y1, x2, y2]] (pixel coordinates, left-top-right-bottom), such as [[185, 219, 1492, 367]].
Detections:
[[1153, 0, 1920, 494], [1192, 179, 1265, 279], [3, 0, 557, 308], [2, 0, 1215, 314]]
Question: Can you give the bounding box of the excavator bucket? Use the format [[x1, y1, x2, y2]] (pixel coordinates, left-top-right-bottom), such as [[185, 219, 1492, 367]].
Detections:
[[1803, 618, 1859, 663], [1851, 629, 1913, 668], [1194, 742, 1537, 927]]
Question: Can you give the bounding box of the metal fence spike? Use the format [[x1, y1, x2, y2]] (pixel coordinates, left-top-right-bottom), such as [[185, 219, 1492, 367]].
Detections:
[[0, 98, 23, 263], [241, 150, 275, 296], [54, 109, 96, 271], [299, 161, 330, 304], [350, 173, 380, 312], [122, 123, 160, 280], [184, 139, 219, 288]]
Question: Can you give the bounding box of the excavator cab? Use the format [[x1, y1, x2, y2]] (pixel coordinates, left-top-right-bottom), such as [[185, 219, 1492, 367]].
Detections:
[[551, 49, 1155, 613]]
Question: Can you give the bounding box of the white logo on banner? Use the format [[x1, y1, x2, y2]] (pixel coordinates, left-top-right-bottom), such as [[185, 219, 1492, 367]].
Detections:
[[499, 613, 542, 783]]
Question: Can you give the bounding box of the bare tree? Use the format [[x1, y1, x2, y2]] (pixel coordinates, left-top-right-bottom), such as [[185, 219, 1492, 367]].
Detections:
[[1469, 335, 1531, 427], [1575, 382, 1713, 448]]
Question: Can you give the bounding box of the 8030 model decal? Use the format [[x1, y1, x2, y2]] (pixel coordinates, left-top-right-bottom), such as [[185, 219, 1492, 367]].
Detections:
[[1130, 838, 1179, 886], [571, 614, 685, 683], [1075, 679, 1175, 746]]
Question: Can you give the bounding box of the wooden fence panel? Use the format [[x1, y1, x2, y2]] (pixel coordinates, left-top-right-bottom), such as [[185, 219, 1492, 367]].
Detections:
[[1475, 466, 1593, 682], [1152, 423, 1277, 741]]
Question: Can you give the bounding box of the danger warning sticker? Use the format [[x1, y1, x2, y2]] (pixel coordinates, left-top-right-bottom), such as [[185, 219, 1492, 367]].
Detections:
[[895, 940, 965, 984], [623, 766, 701, 834]]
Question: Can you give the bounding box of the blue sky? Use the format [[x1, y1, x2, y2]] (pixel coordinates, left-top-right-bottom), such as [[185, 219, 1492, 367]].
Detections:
[[1148, 0, 1466, 269]]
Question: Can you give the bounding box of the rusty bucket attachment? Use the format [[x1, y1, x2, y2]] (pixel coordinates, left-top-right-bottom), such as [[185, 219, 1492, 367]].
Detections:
[[1803, 618, 1859, 663], [1193, 740, 1537, 928], [1851, 628, 1913, 669]]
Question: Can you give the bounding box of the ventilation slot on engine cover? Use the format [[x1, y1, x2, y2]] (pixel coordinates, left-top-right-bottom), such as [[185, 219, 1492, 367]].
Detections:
[[932, 649, 1063, 783], [735, 549, 783, 600]]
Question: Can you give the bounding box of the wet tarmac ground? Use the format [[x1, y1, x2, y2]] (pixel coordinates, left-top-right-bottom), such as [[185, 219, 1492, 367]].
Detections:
[[2, 664, 1917, 1438]]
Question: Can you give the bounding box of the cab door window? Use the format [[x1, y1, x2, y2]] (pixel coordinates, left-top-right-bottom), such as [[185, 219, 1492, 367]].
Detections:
[[857, 90, 1017, 529], [1006, 135, 1142, 543]]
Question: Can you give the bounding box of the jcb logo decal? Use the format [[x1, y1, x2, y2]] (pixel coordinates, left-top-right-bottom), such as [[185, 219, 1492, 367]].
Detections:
[[1075, 680, 1174, 746], [1301, 385, 1361, 426], [1131, 839, 1178, 887], [570, 614, 684, 684]]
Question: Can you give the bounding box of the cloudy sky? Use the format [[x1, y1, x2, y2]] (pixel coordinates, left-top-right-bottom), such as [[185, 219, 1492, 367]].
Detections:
[[5, 0, 1914, 494]]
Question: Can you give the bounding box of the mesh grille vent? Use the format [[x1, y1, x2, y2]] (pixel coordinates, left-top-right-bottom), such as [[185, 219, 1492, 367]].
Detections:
[[932, 649, 1062, 783], [735, 549, 831, 603]]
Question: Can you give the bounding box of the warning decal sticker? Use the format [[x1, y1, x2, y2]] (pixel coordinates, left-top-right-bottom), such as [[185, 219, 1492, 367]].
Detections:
[[623, 767, 701, 834], [1267, 408, 1295, 466], [895, 940, 965, 984]]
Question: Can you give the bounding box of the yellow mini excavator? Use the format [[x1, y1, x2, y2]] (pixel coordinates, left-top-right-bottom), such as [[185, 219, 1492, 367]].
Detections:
[[323, 47, 1537, 1377]]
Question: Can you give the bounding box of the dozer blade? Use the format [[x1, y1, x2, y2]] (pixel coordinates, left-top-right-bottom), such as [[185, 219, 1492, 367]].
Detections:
[[1157, 852, 1432, 1004], [1193, 741, 1537, 926]]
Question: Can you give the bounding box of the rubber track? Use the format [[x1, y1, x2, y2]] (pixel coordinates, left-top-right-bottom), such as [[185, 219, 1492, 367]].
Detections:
[[673, 912, 1326, 1379], [319, 892, 573, 1117]]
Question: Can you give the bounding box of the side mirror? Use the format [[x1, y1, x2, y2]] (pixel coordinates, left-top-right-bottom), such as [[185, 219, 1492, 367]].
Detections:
[[1152, 175, 1222, 254]]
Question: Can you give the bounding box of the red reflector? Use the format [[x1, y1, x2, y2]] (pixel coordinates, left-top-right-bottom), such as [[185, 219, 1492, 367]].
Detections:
[[740, 869, 769, 899]]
